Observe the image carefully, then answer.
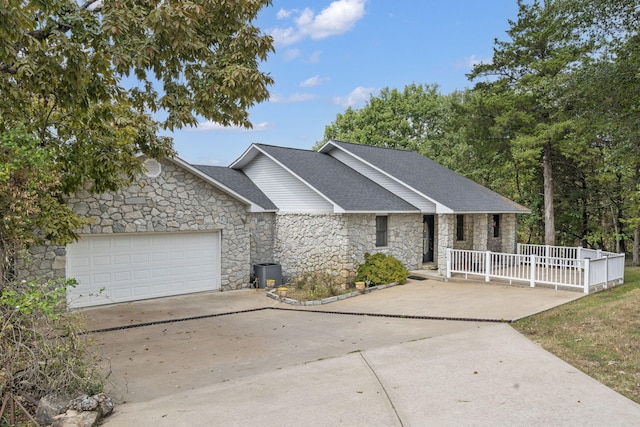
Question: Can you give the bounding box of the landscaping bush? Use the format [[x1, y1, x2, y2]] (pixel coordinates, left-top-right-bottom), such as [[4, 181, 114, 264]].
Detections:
[[355, 253, 409, 286], [288, 272, 346, 301], [1, 278, 105, 422]]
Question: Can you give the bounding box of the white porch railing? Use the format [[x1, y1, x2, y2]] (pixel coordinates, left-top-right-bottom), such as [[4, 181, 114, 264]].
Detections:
[[446, 245, 625, 294]]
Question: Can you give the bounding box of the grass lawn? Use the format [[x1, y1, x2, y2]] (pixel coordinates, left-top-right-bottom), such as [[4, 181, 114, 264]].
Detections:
[[513, 267, 640, 404]]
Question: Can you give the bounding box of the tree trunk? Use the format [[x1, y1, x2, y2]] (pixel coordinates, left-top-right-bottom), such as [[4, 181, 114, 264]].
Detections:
[[543, 142, 555, 245], [634, 226, 639, 266]]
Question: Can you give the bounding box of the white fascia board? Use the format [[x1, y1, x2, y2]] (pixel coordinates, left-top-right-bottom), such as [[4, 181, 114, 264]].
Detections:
[[450, 209, 531, 215], [343, 210, 421, 214], [250, 145, 345, 213], [167, 157, 264, 212], [325, 141, 453, 214], [229, 144, 260, 169]]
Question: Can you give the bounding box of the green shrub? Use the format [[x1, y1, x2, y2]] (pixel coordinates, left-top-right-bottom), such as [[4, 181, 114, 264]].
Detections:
[[1, 278, 105, 413], [355, 253, 409, 286]]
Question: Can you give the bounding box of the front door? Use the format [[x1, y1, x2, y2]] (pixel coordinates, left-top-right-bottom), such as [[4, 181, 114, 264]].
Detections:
[[423, 215, 435, 263]]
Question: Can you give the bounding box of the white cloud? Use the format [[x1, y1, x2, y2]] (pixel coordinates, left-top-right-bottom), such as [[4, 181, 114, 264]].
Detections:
[[270, 26, 302, 46], [191, 157, 223, 166], [283, 48, 301, 61], [300, 75, 329, 88], [276, 8, 293, 19], [269, 92, 317, 103], [307, 50, 322, 63], [305, 0, 366, 40], [270, 0, 366, 46], [461, 54, 489, 69], [190, 121, 272, 132], [333, 86, 375, 108]]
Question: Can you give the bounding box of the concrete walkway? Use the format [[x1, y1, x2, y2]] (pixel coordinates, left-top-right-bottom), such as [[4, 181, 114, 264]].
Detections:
[[81, 278, 640, 426]]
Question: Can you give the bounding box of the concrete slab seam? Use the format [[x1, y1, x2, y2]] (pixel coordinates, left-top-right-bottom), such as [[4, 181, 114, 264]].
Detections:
[[359, 351, 405, 427]]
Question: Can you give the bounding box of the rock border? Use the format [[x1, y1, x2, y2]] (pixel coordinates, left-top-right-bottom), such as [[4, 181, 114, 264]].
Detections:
[[266, 282, 400, 306]]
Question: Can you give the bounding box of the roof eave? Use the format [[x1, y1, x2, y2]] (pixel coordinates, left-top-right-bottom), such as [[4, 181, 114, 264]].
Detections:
[[168, 157, 263, 211]]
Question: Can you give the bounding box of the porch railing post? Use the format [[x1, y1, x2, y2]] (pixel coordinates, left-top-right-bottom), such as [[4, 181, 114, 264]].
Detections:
[[485, 251, 491, 282], [584, 258, 590, 294], [446, 248, 452, 279], [545, 245, 550, 268], [530, 255, 536, 288]]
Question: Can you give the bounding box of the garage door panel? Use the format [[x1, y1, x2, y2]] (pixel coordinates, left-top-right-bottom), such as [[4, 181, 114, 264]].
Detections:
[[66, 232, 220, 308]]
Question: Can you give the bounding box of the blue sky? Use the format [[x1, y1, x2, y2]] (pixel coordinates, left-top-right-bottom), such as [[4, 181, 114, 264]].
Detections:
[[168, 0, 520, 166]]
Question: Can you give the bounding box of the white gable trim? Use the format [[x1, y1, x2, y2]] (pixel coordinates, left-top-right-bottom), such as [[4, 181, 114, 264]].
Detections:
[[167, 157, 268, 213], [232, 145, 345, 213], [320, 141, 453, 214]]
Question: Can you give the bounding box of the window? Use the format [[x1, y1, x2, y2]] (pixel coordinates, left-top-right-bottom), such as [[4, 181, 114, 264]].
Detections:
[[492, 214, 500, 238], [456, 215, 465, 241], [376, 216, 388, 247]]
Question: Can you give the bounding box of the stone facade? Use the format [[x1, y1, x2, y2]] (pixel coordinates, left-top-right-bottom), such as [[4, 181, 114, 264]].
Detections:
[[248, 213, 276, 266], [17, 156, 522, 296], [272, 213, 423, 284], [18, 159, 254, 291]]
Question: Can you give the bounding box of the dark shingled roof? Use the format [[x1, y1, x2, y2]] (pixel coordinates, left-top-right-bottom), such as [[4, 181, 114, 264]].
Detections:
[[193, 164, 278, 211], [255, 144, 419, 212], [326, 140, 530, 213]]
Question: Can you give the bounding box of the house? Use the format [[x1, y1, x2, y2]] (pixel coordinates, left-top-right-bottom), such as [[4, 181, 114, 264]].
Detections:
[[18, 140, 529, 308]]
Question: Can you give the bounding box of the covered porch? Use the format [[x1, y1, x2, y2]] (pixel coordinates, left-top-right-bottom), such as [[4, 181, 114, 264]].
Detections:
[[445, 244, 626, 294]]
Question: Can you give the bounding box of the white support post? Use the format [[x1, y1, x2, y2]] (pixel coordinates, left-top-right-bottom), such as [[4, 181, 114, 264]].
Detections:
[[545, 245, 550, 268], [485, 251, 491, 282], [584, 258, 590, 294], [446, 248, 452, 279], [604, 256, 609, 289], [517, 243, 522, 255], [530, 255, 536, 288]]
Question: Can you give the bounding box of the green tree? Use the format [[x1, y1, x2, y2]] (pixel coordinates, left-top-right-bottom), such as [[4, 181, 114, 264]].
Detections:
[[1, 0, 274, 194], [468, 0, 593, 246], [0, 128, 87, 281], [320, 84, 446, 150], [318, 83, 471, 168]]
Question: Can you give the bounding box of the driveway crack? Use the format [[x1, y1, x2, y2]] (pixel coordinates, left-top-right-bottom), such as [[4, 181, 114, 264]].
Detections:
[[359, 351, 405, 427]]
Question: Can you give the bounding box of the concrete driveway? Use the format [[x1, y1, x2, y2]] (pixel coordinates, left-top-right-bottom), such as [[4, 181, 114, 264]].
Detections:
[[80, 278, 640, 426]]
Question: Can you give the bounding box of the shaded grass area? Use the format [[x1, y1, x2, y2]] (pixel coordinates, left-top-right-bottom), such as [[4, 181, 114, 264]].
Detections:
[[513, 267, 640, 404]]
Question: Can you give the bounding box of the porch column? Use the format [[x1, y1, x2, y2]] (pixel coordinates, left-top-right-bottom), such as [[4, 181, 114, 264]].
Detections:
[[437, 214, 455, 275], [501, 213, 518, 254], [473, 213, 489, 251]]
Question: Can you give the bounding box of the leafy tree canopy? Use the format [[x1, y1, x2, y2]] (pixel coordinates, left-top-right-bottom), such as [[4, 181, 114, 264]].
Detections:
[[0, 0, 274, 194]]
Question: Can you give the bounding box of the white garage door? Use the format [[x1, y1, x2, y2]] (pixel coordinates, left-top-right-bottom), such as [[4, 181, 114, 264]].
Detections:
[[66, 232, 221, 308]]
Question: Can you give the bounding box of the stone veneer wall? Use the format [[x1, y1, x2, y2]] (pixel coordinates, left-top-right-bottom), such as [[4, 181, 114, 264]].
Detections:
[[248, 213, 276, 266], [272, 213, 422, 284], [436, 214, 455, 274], [17, 159, 253, 291], [500, 214, 518, 253]]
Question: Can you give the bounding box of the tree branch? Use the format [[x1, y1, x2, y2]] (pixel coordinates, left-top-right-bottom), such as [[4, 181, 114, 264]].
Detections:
[[0, 62, 17, 75]]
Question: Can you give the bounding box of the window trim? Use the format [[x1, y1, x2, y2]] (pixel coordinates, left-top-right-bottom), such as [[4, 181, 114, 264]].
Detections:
[[376, 215, 388, 247], [456, 214, 465, 241], [492, 214, 500, 238]]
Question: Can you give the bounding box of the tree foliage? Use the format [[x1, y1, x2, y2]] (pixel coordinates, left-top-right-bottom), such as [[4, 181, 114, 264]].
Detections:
[[1, 0, 274, 194]]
